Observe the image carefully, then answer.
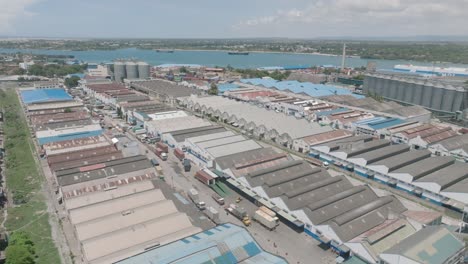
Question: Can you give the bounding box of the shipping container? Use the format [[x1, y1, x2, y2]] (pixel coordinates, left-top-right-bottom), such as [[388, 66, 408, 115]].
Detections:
[[183, 158, 191, 172], [156, 142, 168, 153], [174, 148, 185, 161], [195, 170, 215, 185]]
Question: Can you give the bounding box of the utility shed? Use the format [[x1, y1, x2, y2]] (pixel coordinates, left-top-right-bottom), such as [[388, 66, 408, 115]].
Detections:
[[379, 226, 465, 264]]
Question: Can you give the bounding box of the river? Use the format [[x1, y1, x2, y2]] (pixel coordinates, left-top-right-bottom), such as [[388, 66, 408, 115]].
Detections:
[[0, 48, 464, 69]]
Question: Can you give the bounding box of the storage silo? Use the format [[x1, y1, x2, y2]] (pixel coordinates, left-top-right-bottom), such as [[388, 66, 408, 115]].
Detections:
[[388, 77, 398, 99], [452, 87, 465, 112], [412, 80, 424, 105], [421, 82, 434, 108], [137, 62, 150, 79], [114, 61, 126, 82], [396, 78, 406, 101], [125, 62, 138, 79], [404, 80, 415, 103], [430, 83, 444, 111], [441, 85, 456, 112]]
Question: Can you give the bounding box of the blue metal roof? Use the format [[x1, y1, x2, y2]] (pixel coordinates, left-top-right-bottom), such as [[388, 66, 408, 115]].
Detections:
[[116, 223, 287, 264], [240, 78, 363, 99], [218, 83, 240, 93], [37, 130, 102, 145], [355, 117, 405, 130], [20, 88, 73, 104]]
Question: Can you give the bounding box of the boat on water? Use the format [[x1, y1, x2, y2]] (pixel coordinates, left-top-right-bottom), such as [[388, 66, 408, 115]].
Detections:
[[156, 49, 174, 53], [393, 64, 468, 77], [228, 51, 249, 55]]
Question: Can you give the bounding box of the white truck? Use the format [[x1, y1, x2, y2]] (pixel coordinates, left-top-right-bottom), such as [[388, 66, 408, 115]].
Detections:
[[254, 206, 279, 230], [188, 188, 206, 210], [204, 206, 220, 224]]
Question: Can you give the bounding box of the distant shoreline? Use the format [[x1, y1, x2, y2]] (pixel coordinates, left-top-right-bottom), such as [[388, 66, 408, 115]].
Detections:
[[168, 48, 361, 58]]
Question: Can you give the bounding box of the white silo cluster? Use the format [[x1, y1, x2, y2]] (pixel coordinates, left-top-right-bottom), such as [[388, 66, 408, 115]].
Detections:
[[113, 61, 151, 82]]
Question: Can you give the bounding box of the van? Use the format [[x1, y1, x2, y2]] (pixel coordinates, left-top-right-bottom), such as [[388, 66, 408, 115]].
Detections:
[[212, 193, 225, 205], [151, 158, 159, 167], [323, 161, 329, 169]]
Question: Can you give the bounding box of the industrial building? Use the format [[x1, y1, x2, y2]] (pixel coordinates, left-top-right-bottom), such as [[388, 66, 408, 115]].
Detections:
[[113, 61, 150, 82], [36, 123, 102, 145], [428, 134, 468, 162], [19, 88, 73, 105], [64, 181, 201, 264], [163, 125, 227, 149], [379, 226, 465, 264], [183, 130, 262, 167], [86, 63, 111, 78], [116, 223, 287, 264], [131, 79, 200, 106], [309, 136, 468, 210], [82, 82, 149, 107], [182, 95, 332, 148], [363, 74, 467, 114], [42, 135, 111, 156], [26, 101, 83, 112], [145, 115, 211, 139], [293, 129, 353, 153]]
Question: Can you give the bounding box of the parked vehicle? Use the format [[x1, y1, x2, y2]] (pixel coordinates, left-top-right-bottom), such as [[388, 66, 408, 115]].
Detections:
[[194, 170, 215, 185], [226, 204, 250, 226], [150, 158, 159, 167], [174, 148, 185, 161], [183, 158, 191, 172], [188, 188, 206, 210], [156, 142, 169, 153], [211, 193, 225, 205], [254, 206, 279, 230], [204, 206, 220, 223], [155, 148, 168, 161]]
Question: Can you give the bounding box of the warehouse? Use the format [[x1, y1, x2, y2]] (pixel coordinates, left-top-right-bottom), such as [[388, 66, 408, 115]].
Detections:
[[428, 134, 468, 162], [36, 123, 103, 145], [354, 117, 405, 137], [145, 115, 211, 138], [183, 95, 332, 147], [224, 158, 407, 257], [379, 226, 465, 264], [42, 135, 111, 156], [30, 110, 89, 126], [386, 123, 458, 149], [65, 182, 201, 264], [293, 129, 353, 153], [164, 125, 227, 149], [26, 101, 83, 112], [184, 131, 262, 167], [20, 88, 73, 104], [55, 155, 153, 186], [35, 119, 95, 131], [116, 223, 287, 264], [131, 79, 200, 106], [310, 136, 468, 210]]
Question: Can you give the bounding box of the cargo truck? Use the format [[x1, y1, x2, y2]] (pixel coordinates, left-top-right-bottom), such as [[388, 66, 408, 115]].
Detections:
[[188, 188, 206, 210], [156, 142, 169, 153], [194, 170, 215, 185], [211, 193, 225, 205], [183, 159, 191, 172], [226, 204, 251, 226], [174, 148, 185, 161], [204, 206, 220, 224], [254, 206, 279, 230], [155, 148, 168, 161]]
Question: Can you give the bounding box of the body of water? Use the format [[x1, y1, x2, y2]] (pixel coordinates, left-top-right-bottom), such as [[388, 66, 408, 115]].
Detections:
[[1, 48, 464, 70]]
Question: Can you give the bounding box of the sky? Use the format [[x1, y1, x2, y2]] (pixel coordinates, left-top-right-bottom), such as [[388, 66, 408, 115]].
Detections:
[[1, 0, 468, 39]]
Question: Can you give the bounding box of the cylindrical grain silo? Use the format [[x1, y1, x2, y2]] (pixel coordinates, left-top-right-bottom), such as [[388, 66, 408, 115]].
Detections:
[[114, 61, 126, 82], [441, 85, 456, 112], [421, 81, 434, 108], [430, 83, 444, 111], [404, 80, 415, 104], [125, 62, 138, 79], [452, 87, 465, 112], [388, 77, 398, 99], [137, 61, 150, 79], [412, 80, 424, 105], [396, 78, 406, 101]]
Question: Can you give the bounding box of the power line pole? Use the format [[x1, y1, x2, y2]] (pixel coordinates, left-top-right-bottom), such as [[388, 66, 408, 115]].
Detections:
[[341, 43, 346, 71]]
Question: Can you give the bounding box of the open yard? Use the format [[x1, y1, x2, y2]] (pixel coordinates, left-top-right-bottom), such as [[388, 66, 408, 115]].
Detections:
[[0, 88, 60, 264]]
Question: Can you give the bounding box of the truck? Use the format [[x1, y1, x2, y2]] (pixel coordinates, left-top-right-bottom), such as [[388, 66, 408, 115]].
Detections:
[[155, 148, 168, 161], [194, 170, 215, 185], [254, 206, 279, 230], [211, 193, 225, 205], [150, 158, 160, 167], [174, 148, 185, 161], [226, 204, 251, 226], [188, 188, 206, 210], [204, 206, 220, 223], [156, 142, 169, 153], [183, 158, 191, 172]]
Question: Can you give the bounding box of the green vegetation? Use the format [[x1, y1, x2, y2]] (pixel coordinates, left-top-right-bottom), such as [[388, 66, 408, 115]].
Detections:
[[208, 83, 218, 95], [28, 63, 86, 78], [64, 75, 80, 88], [233, 69, 291, 80], [6, 232, 36, 264], [0, 89, 60, 264]]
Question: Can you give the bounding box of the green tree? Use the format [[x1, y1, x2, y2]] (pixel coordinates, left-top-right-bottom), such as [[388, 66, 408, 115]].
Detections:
[[179, 66, 188, 73], [64, 107, 72, 113], [13, 68, 26, 75], [208, 83, 218, 95], [5, 231, 36, 264], [64, 76, 80, 88]]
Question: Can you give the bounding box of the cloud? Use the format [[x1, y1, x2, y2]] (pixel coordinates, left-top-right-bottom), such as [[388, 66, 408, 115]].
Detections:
[[233, 0, 468, 37], [0, 0, 39, 33]]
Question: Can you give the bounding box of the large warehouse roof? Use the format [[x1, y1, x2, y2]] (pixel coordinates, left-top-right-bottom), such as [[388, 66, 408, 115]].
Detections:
[[171, 125, 227, 143], [131, 80, 200, 98], [415, 162, 468, 191], [186, 96, 332, 139], [116, 223, 287, 264], [146, 115, 211, 134]]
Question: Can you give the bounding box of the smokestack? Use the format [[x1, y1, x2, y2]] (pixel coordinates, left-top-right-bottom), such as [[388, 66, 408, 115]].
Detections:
[[341, 43, 346, 71]]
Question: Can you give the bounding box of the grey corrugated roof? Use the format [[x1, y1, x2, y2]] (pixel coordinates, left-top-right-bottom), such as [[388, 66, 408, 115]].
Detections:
[[442, 176, 468, 194], [351, 144, 410, 163], [415, 162, 468, 189], [205, 140, 262, 158], [432, 134, 468, 151], [262, 168, 327, 198], [391, 156, 455, 180], [370, 150, 431, 171], [382, 226, 464, 264], [332, 140, 391, 157], [214, 148, 281, 170], [322, 135, 373, 150], [131, 80, 200, 98], [329, 196, 407, 242], [171, 126, 226, 143], [245, 160, 308, 187]]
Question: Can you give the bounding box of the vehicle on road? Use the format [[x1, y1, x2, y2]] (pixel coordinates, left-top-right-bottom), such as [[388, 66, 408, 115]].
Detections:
[[226, 204, 251, 226], [211, 193, 225, 205], [253, 206, 279, 230], [188, 188, 206, 210]]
